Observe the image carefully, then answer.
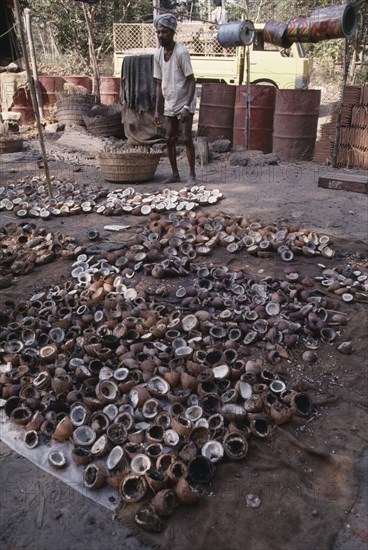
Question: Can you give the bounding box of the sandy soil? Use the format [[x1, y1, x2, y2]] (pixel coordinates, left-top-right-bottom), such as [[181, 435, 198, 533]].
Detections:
[[0, 128, 367, 550]]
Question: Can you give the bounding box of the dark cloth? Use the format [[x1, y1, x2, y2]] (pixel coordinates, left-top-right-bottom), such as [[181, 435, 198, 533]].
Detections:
[[121, 55, 156, 114], [0, 0, 21, 63]]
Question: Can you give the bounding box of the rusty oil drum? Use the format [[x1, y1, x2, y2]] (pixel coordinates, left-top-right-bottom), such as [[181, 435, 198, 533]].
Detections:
[[233, 84, 276, 152], [11, 86, 34, 124], [198, 82, 236, 144], [38, 76, 65, 117], [272, 89, 321, 161], [63, 75, 92, 93], [100, 77, 121, 105]]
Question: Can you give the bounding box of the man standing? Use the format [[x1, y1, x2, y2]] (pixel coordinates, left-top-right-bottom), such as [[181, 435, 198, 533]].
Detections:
[[153, 14, 196, 184], [211, 0, 227, 25]]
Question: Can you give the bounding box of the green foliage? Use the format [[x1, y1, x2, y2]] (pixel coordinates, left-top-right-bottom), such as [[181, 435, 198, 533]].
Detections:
[[15, 0, 368, 86]]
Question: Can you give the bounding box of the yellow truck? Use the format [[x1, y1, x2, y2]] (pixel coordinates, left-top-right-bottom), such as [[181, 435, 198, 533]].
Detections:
[[113, 22, 312, 88]]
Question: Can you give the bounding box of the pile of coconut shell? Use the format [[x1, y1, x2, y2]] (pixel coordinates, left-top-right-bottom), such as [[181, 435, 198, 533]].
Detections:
[[1, 207, 363, 532], [0, 177, 224, 219], [0, 177, 108, 219], [0, 222, 82, 289]]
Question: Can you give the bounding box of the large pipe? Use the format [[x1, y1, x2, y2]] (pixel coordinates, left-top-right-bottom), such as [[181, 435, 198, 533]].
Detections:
[[264, 2, 357, 48]]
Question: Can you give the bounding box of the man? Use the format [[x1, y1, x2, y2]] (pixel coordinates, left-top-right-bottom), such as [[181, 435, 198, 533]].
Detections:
[[211, 0, 227, 25], [153, 14, 196, 184]]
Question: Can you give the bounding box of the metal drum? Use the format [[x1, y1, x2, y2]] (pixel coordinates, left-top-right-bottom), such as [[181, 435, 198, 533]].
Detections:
[[198, 83, 236, 144], [11, 86, 34, 124], [272, 89, 321, 161], [308, 3, 356, 41], [233, 84, 276, 152], [286, 18, 311, 43], [286, 3, 357, 44], [63, 76, 92, 93], [263, 20, 292, 49], [100, 77, 121, 105], [38, 76, 65, 117], [217, 21, 255, 48]]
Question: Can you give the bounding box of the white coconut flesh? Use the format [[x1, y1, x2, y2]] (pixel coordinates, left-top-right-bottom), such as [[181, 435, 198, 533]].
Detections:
[[91, 435, 108, 454], [164, 429, 180, 445], [107, 446, 124, 470], [213, 365, 229, 379], [71, 406, 87, 426], [239, 381, 253, 400], [202, 441, 224, 462], [49, 450, 66, 467], [73, 425, 96, 445]]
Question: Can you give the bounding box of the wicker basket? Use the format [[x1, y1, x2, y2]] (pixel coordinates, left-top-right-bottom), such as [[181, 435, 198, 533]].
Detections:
[[0, 137, 23, 154], [97, 151, 162, 183], [84, 105, 124, 138], [56, 94, 96, 126]]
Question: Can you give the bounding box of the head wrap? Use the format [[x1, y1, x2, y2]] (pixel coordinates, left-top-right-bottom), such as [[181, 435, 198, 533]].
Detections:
[[154, 14, 177, 33]]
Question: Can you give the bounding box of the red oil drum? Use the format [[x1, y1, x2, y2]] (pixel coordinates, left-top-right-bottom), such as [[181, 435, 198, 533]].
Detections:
[[38, 76, 65, 117], [11, 86, 34, 124], [272, 89, 321, 161], [63, 75, 92, 93], [198, 82, 236, 144], [233, 84, 276, 152], [100, 77, 121, 105]]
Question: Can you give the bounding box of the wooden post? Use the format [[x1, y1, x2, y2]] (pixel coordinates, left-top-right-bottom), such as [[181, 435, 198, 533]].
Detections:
[[24, 8, 43, 119], [82, 4, 100, 104], [244, 0, 251, 150], [197, 136, 209, 167], [153, 0, 160, 20], [13, 0, 53, 198], [332, 39, 350, 168]]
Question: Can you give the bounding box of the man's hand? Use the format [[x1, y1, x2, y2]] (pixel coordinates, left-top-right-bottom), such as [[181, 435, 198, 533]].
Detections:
[[154, 112, 161, 127], [180, 106, 190, 122]]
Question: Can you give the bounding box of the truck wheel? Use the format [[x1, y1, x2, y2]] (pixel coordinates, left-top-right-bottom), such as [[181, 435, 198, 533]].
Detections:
[[252, 79, 278, 87]]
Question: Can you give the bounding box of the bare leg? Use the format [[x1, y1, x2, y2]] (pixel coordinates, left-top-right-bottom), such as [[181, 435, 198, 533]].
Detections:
[[164, 116, 180, 183], [181, 114, 196, 184]]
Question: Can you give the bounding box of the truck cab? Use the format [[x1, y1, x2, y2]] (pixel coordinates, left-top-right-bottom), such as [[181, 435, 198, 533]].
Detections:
[[113, 22, 311, 88]]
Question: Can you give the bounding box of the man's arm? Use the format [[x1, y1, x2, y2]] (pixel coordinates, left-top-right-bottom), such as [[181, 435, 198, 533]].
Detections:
[[184, 74, 196, 107], [155, 79, 164, 127], [181, 74, 196, 121]]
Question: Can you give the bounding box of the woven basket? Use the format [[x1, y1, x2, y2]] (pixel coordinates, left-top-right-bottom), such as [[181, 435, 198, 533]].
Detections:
[[0, 138, 23, 154], [56, 94, 96, 126], [84, 105, 124, 138], [97, 151, 162, 183]]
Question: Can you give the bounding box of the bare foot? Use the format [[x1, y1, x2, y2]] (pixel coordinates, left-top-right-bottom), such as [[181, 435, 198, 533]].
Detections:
[[163, 174, 181, 184], [186, 175, 197, 186]]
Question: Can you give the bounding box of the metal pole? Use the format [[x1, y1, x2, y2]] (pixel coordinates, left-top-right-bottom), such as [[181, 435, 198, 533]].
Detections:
[[24, 8, 43, 119], [13, 0, 53, 198]]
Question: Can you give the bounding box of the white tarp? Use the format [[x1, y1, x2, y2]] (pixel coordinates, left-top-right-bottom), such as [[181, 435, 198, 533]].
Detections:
[[0, 410, 119, 512]]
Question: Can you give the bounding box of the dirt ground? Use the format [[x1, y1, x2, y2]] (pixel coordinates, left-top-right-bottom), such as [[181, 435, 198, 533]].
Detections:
[[0, 127, 367, 550]]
